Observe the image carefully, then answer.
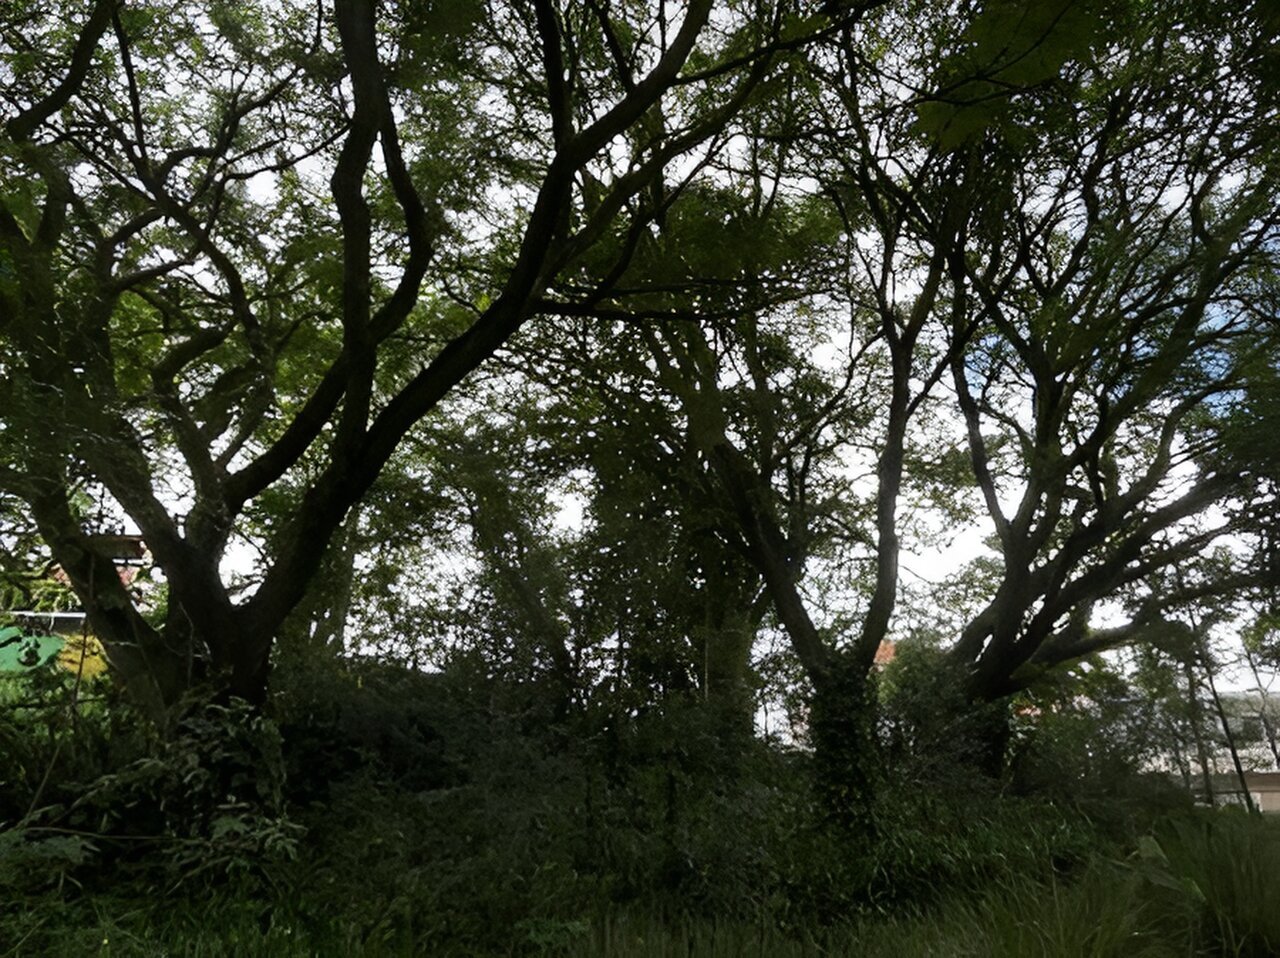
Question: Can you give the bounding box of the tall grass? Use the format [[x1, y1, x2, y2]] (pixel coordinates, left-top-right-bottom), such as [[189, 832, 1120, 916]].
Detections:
[[1137, 810, 1280, 957], [9, 810, 1280, 956], [564, 866, 1182, 958], [0, 861, 1195, 958]]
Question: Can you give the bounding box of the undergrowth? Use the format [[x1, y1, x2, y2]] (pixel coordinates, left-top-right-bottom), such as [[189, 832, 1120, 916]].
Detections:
[[1, 658, 1273, 956]]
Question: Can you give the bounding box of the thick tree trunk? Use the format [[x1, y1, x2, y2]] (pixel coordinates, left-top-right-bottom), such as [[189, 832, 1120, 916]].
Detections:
[[700, 618, 756, 715], [808, 653, 880, 830], [27, 487, 190, 717], [226, 636, 273, 707]]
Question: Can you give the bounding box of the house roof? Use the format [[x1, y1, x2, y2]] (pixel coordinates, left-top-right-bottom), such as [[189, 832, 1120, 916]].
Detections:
[[51, 564, 142, 589]]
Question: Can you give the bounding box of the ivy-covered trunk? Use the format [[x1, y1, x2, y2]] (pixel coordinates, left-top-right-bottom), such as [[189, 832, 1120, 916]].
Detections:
[[809, 654, 881, 831]]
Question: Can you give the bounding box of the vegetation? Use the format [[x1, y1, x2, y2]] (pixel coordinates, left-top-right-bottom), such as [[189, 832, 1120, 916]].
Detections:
[[2, 0, 1280, 954], [0, 665, 1277, 956], [3, 657, 1279, 956]]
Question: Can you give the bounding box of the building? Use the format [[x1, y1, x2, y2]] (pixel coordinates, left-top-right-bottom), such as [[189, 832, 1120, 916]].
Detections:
[[0, 533, 147, 679], [1213, 771, 1280, 814]]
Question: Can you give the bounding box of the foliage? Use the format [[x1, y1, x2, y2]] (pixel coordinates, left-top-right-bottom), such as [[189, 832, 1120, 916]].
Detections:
[[1, 0, 1279, 954], [0, 0, 815, 711], [1, 682, 301, 901], [1135, 810, 1280, 956], [8, 812, 1280, 956], [3, 653, 1279, 955]]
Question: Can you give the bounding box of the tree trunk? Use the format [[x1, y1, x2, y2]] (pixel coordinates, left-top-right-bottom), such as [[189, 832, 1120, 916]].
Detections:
[[1202, 645, 1257, 814], [1244, 649, 1280, 767], [808, 653, 880, 830], [1183, 658, 1216, 804]]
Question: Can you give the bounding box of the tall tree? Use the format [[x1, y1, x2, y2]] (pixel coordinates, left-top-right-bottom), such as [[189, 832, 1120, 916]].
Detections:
[[0, 0, 821, 711], [498, 0, 1280, 814], [926, 0, 1280, 700]]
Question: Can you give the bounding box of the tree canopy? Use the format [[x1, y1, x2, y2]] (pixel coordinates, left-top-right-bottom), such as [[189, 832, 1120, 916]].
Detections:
[[2, 0, 1278, 754], [8, 3, 1280, 951]]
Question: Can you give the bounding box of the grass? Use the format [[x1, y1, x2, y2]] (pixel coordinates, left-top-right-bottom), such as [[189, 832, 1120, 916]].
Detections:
[[559, 866, 1187, 958], [0, 858, 1209, 958], [7, 803, 1277, 957], [1136, 811, 1280, 956]]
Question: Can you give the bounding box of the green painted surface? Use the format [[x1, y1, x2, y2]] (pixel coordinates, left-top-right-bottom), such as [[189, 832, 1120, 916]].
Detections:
[[0, 626, 64, 672]]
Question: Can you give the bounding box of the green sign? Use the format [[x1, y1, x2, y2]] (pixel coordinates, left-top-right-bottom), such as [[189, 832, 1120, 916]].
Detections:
[[0, 625, 64, 672]]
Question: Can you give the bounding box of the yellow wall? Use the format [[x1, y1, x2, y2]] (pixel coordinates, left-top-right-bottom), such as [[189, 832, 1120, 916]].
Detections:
[[56, 632, 109, 679]]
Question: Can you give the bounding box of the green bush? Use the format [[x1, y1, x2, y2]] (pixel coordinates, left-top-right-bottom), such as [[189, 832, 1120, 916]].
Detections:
[[1, 691, 301, 902]]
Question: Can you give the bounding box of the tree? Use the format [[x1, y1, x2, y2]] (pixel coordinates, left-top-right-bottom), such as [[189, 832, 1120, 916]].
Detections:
[[483, 0, 1280, 815], [0, 0, 826, 712], [928, 0, 1280, 701]]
